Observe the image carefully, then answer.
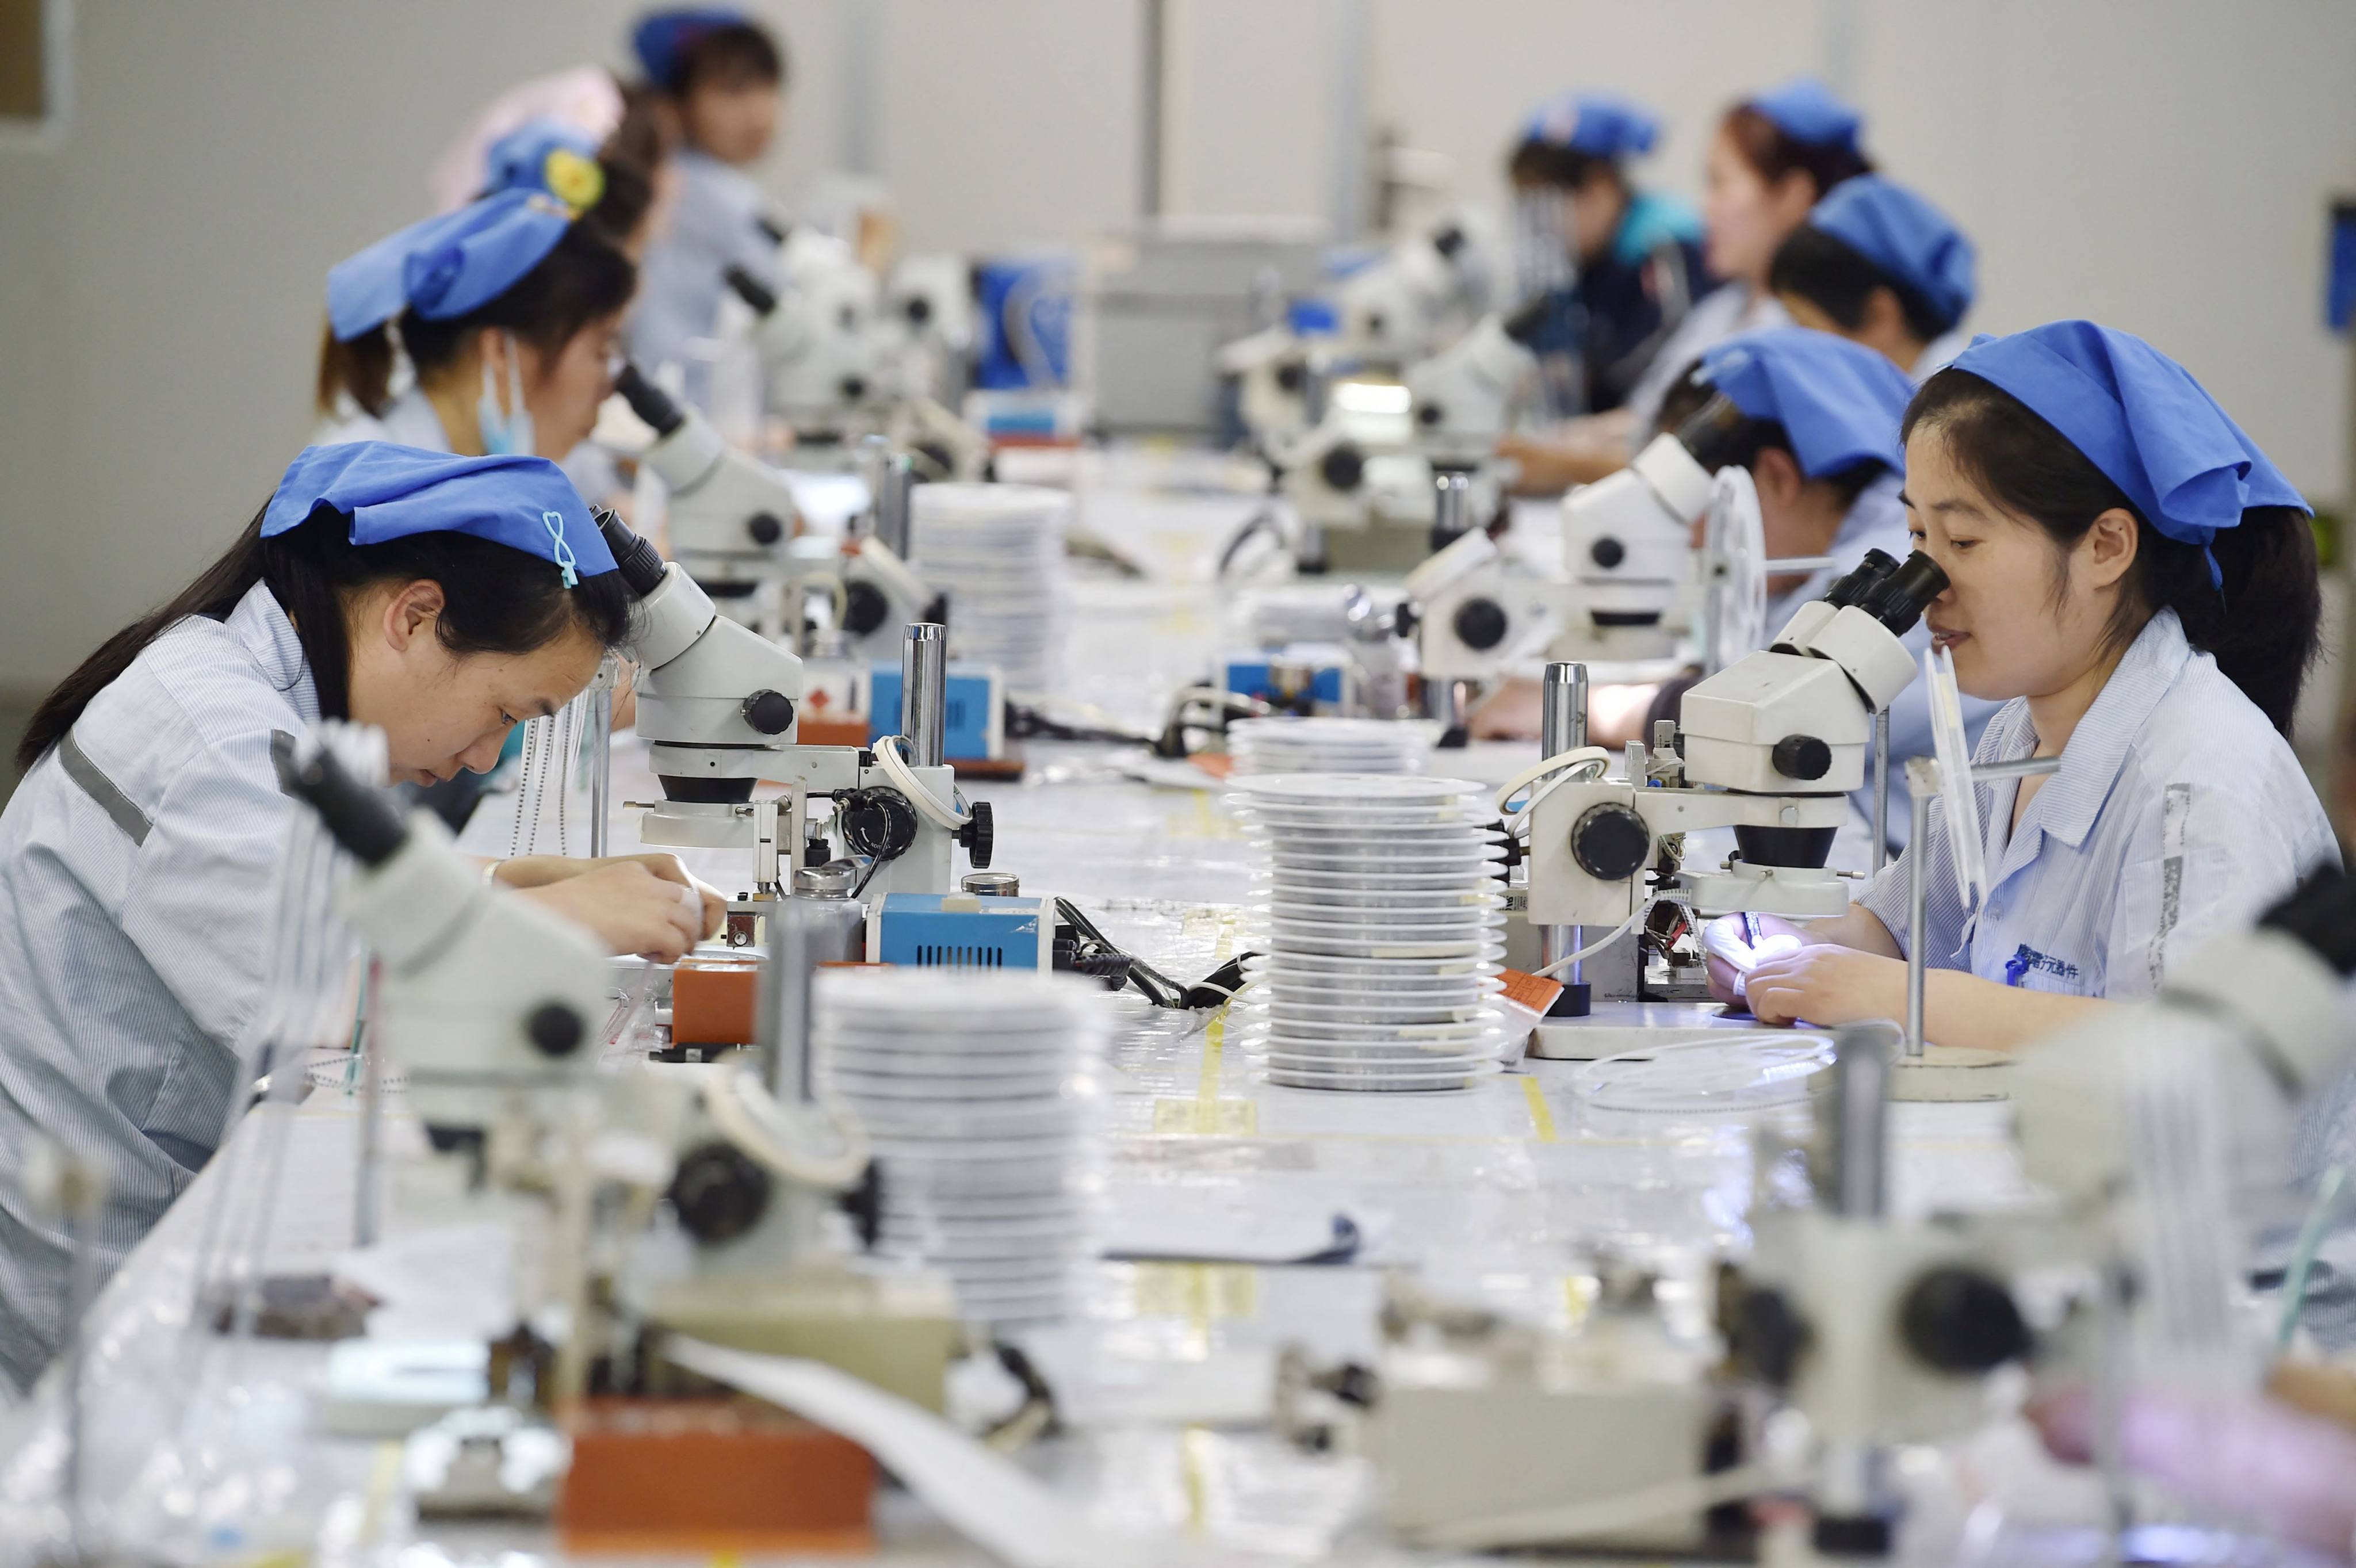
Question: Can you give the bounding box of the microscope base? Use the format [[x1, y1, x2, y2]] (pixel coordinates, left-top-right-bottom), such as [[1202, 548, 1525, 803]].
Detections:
[[1889, 1046, 2014, 1102], [646, 1264, 963, 1414], [1527, 1000, 1768, 1061]]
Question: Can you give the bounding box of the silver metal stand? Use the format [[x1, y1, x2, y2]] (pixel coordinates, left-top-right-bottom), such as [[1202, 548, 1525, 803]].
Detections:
[[902, 623, 948, 766], [588, 655, 617, 860], [1902, 754, 2061, 1056], [1870, 708, 1890, 876], [1538, 663, 1589, 1005]]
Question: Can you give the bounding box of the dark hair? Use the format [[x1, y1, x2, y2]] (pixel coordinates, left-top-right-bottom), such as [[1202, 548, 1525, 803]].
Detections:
[[20, 503, 634, 770], [666, 20, 786, 96], [1719, 103, 1873, 202], [1506, 137, 1622, 196], [316, 221, 637, 418], [1655, 361, 1885, 509], [1903, 369, 2320, 733], [1768, 223, 1956, 341], [591, 83, 682, 249]]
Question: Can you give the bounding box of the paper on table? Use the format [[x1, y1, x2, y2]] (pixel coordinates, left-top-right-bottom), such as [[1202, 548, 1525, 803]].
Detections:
[[666, 1337, 1257, 1568], [334, 1221, 515, 1342]]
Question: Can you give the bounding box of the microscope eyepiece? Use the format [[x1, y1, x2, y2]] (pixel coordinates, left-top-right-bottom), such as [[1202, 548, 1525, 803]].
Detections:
[[1821, 548, 1901, 609], [1858, 550, 1949, 634], [592, 506, 670, 598], [273, 738, 408, 869], [613, 363, 686, 440], [723, 263, 779, 318]]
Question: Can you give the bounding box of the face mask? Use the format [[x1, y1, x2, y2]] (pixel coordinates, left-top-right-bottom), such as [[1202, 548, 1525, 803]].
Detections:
[[477, 333, 536, 456]]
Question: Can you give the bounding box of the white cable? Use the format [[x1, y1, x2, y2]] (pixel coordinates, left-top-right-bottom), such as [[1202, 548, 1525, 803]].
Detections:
[[1174, 685, 1271, 715], [1418, 1460, 1776, 1550], [872, 733, 971, 828], [1493, 746, 1613, 839], [1532, 898, 1650, 979], [703, 1066, 871, 1190]]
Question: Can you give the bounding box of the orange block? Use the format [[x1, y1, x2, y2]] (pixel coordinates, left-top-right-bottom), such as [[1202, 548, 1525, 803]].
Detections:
[[797, 713, 872, 748], [672, 954, 761, 1047], [557, 1397, 875, 1555]]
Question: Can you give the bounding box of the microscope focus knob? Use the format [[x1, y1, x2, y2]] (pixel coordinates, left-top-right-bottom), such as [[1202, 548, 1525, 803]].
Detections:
[[743, 690, 797, 735], [904, 295, 933, 326], [1451, 598, 1509, 652], [1318, 443, 1367, 494], [840, 374, 870, 402], [1275, 361, 1307, 394], [1570, 802, 1651, 882], [1899, 1267, 2030, 1374], [958, 800, 996, 869], [842, 580, 890, 637], [1769, 734, 1833, 782], [747, 512, 786, 546], [524, 1001, 586, 1058], [1588, 536, 1626, 569], [668, 1141, 772, 1245], [1416, 401, 1444, 428]]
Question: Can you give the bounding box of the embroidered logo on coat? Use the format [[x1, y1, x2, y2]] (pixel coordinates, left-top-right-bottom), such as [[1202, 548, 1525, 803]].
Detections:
[[2003, 944, 2080, 987]]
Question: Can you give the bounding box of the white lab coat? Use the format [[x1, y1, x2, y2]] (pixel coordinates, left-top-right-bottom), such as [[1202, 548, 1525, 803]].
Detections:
[[311, 387, 452, 452], [628, 148, 781, 409]]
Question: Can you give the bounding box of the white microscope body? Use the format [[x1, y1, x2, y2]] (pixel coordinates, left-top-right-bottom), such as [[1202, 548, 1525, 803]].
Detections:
[[1525, 552, 1943, 926], [1403, 527, 1559, 685], [1334, 214, 1508, 368]]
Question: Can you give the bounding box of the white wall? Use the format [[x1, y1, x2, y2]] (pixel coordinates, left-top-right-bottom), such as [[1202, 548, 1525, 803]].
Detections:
[[3, 0, 2352, 694]]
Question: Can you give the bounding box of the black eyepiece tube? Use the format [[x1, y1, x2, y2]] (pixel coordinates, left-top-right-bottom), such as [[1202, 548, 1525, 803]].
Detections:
[[592, 507, 670, 599], [1672, 391, 1760, 474], [1859, 551, 1949, 634], [613, 364, 686, 440], [273, 738, 408, 869], [1822, 548, 1901, 609], [724, 263, 779, 318]]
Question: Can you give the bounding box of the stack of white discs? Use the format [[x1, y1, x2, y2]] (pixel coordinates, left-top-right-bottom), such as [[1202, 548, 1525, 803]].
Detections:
[[1230, 775, 1510, 1091], [909, 482, 1072, 697], [1227, 716, 1430, 776], [816, 967, 1111, 1327]]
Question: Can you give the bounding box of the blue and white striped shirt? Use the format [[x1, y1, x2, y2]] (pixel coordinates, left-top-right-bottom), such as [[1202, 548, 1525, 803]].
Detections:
[[0, 582, 316, 1390], [1857, 609, 2339, 1001]]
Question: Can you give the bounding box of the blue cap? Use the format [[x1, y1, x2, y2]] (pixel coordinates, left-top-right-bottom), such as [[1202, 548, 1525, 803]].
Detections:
[[1699, 327, 1913, 478], [1524, 91, 1660, 160], [1948, 323, 2309, 567], [632, 7, 745, 89], [1747, 77, 1863, 152], [327, 190, 573, 342], [483, 118, 607, 215], [1806, 175, 1975, 329], [262, 443, 617, 587]]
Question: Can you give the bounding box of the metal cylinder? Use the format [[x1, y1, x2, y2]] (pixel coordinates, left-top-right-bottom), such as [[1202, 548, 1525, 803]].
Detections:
[[963, 871, 1021, 897], [873, 450, 916, 557], [1871, 707, 1891, 876], [760, 898, 820, 1105], [1906, 766, 1932, 1058], [1540, 661, 1589, 756], [901, 622, 948, 767], [1826, 1024, 1892, 1219], [1431, 470, 1471, 540], [791, 862, 870, 965]]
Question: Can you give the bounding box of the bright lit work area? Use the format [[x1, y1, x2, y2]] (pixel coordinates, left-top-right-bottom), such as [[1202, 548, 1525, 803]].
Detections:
[[6, 1, 2356, 1562]]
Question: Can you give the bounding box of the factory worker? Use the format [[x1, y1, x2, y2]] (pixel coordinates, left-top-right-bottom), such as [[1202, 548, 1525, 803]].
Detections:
[[312, 189, 636, 464], [625, 7, 789, 404], [0, 443, 726, 1390], [1769, 174, 1976, 383], [1507, 77, 1873, 492], [1504, 92, 1708, 416], [1712, 322, 2338, 1049]]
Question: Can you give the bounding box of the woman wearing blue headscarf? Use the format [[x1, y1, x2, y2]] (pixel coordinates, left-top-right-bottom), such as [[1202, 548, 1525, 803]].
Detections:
[[1714, 323, 2338, 1049], [1770, 174, 1978, 383]]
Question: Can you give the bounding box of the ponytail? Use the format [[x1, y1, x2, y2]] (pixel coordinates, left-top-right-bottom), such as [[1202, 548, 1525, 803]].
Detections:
[[1904, 370, 2321, 734], [315, 320, 397, 419], [19, 501, 634, 772]]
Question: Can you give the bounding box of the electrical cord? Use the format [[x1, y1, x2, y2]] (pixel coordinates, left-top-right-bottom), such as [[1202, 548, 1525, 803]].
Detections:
[[1531, 899, 1651, 980], [703, 1064, 871, 1190], [1054, 897, 1200, 1009], [871, 734, 971, 829], [1493, 746, 1614, 840]]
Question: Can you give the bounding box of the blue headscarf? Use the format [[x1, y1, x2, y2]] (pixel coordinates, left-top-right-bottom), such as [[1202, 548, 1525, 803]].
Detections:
[[1747, 77, 1863, 152], [632, 7, 746, 90], [1806, 175, 1975, 329], [1946, 323, 2308, 576], [263, 443, 617, 587], [1699, 327, 1913, 479], [1523, 91, 1660, 160], [326, 190, 573, 342], [483, 118, 607, 216]]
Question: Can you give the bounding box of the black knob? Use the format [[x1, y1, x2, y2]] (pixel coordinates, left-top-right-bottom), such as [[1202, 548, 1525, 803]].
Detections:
[[747, 512, 785, 546], [958, 799, 995, 869], [1417, 401, 1444, 427], [1363, 311, 1387, 339], [1318, 443, 1367, 493], [1728, 1284, 1810, 1389], [1589, 536, 1626, 569], [840, 786, 920, 862], [1275, 361, 1307, 393], [1899, 1267, 2030, 1374], [838, 1160, 884, 1249], [1571, 802, 1651, 881], [1451, 597, 1509, 652], [742, 690, 797, 735], [840, 375, 869, 402], [525, 1001, 586, 1058], [668, 1141, 772, 1244], [1770, 734, 1832, 782], [842, 580, 890, 637], [1393, 602, 1420, 639], [904, 296, 932, 326]]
